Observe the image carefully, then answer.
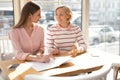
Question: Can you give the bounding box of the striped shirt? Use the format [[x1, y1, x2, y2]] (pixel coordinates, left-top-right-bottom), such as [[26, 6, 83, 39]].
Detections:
[[46, 24, 87, 53]]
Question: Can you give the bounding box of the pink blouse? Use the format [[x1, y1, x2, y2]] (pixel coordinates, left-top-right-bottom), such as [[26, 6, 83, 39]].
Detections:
[[10, 23, 44, 60]]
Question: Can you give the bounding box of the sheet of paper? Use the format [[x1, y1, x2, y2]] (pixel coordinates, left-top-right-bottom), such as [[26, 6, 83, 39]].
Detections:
[[25, 56, 72, 71]]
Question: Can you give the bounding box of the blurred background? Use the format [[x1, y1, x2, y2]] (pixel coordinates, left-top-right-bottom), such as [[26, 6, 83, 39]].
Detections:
[[0, 0, 119, 58]]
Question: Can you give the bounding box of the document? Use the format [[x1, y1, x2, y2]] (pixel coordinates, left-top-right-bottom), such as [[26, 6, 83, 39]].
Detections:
[[25, 56, 72, 71]]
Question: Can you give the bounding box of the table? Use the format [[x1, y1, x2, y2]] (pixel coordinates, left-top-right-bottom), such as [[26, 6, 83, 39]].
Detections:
[[88, 48, 120, 80], [0, 49, 111, 80]]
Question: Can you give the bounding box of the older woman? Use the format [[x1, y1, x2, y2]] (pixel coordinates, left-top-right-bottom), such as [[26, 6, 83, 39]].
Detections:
[[46, 6, 87, 57]]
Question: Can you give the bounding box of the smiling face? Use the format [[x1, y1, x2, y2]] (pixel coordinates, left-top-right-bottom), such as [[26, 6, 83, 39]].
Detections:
[[30, 9, 41, 23], [55, 6, 72, 25]]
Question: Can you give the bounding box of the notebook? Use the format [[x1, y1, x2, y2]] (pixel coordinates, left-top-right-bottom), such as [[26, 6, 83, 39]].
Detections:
[[24, 56, 73, 71]]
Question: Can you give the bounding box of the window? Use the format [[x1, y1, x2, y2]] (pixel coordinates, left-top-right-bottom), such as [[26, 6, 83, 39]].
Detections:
[[0, 0, 119, 58], [0, 0, 14, 36], [33, 0, 82, 28], [89, 0, 120, 55]]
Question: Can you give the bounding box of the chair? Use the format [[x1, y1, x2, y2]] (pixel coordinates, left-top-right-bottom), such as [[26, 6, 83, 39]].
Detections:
[[24, 63, 112, 80], [110, 55, 120, 80], [0, 36, 15, 60], [112, 63, 120, 80]]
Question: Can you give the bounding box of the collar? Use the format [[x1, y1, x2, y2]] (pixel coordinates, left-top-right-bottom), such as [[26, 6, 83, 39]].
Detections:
[[56, 23, 72, 30]]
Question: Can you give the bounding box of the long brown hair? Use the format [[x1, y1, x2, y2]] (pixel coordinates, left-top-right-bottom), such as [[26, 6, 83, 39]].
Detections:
[[13, 1, 40, 28]]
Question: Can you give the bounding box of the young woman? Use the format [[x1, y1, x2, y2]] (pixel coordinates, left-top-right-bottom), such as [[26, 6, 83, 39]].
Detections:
[[46, 6, 87, 57], [10, 1, 50, 62]]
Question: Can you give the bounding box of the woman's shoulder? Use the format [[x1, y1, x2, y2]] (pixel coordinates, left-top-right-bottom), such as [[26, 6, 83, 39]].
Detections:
[[34, 23, 44, 30], [9, 27, 23, 37], [71, 24, 81, 29], [70, 24, 82, 32], [11, 27, 23, 32]]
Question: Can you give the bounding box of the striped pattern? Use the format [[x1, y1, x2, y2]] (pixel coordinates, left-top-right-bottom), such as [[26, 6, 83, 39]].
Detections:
[[46, 24, 86, 53]]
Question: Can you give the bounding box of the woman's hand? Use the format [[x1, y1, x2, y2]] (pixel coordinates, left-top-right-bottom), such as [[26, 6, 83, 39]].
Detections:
[[35, 50, 44, 55], [37, 55, 50, 63], [52, 48, 60, 55], [26, 54, 50, 63], [68, 45, 77, 57], [68, 49, 78, 57], [48, 53, 55, 59]]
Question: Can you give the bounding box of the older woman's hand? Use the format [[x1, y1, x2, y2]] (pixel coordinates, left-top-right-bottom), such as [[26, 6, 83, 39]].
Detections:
[[52, 48, 60, 55], [68, 45, 78, 57], [68, 49, 78, 57]]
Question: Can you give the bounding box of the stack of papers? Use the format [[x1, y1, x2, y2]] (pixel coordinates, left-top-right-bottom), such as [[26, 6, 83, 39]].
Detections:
[[25, 56, 73, 71]]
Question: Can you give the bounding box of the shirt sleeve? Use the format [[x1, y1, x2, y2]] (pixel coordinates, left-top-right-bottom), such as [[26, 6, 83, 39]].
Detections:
[[76, 26, 87, 50], [45, 28, 55, 53], [10, 29, 30, 60]]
